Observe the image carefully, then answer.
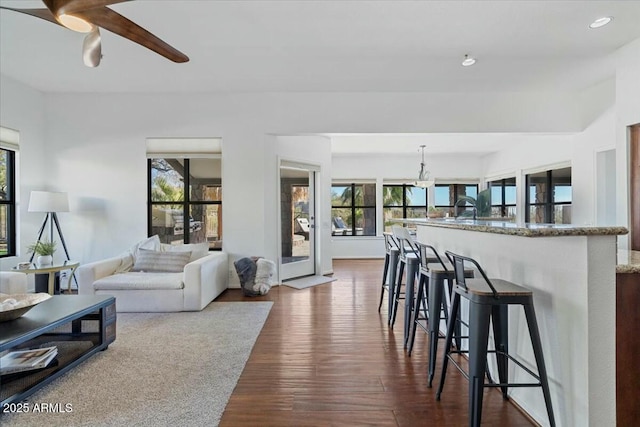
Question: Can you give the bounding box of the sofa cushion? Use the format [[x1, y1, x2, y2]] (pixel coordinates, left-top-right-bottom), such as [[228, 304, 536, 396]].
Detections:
[[93, 272, 184, 291], [114, 235, 162, 274], [132, 249, 191, 273], [0, 272, 28, 294], [160, 242, 209, 263]]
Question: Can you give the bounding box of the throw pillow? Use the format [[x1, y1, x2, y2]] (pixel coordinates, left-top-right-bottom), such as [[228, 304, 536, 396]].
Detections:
[[131, 248, 191, 273], [160, 242, 209, 263], [114, 235, 162, 273]]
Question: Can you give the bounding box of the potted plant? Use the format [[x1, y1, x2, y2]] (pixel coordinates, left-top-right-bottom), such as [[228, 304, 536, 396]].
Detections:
[[27, 240, 56, 266]]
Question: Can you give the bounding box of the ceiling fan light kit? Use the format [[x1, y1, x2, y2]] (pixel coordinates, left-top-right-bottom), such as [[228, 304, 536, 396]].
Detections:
[[57, 13, 94, 33], [0, 0, 189, 67]]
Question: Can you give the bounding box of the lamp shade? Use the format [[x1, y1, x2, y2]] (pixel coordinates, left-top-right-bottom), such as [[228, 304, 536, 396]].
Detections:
[[28, 191, 69, 213]]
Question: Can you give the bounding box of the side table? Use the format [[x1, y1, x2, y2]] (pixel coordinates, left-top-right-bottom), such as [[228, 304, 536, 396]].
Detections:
[[12, 261, 80, 295]]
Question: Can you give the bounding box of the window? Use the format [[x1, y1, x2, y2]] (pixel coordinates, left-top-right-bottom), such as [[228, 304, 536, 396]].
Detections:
[[382, 184, 427, 232], [148, 158, 222, 249], [526, 167, 572, 224], [331, 183, 376, 236], [488, 177, 516, 219], [434, 184, 478, 217], [0, 148, 16, 257]]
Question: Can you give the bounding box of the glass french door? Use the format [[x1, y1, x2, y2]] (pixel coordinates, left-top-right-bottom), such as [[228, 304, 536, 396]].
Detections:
[[279, 163, 316, 280]]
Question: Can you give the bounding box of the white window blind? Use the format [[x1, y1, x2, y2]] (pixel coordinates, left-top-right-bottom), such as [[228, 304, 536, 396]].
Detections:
[[146, 137, 221, 158], [0, 126, 20, 151]]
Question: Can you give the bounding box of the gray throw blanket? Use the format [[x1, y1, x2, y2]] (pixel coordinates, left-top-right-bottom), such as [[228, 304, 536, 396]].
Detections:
[[234, 257, 260, 296]]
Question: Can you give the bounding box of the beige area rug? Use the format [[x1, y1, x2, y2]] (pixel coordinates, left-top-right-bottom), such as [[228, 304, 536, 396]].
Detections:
[[2, 301, 273, 427], [282, 275, 337, 289]]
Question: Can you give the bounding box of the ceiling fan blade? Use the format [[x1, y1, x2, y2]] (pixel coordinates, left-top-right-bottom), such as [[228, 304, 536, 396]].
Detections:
[[76, 7, 189, 63], [83, 27, 102, 67], [50, 0, 132, 16], [0, 7, 61, 26]]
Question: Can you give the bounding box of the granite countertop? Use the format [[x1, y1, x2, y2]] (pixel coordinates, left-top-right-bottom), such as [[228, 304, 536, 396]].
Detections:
[[617, 250, 640, 274], [399, 218, 629, 238]]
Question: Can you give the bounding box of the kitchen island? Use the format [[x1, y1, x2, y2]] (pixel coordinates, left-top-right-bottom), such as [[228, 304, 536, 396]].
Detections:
[[400, 218, 627, 427]]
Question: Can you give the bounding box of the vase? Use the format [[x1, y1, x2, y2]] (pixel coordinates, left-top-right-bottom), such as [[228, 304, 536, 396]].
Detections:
[[37, 255, 53, 266]]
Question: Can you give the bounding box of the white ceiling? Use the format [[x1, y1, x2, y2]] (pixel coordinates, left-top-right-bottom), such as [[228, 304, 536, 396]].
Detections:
[[1, 0, 640, 94]]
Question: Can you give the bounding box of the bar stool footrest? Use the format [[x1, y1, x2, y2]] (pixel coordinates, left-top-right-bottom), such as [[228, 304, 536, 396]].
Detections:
[[445, 350, 545, 387]]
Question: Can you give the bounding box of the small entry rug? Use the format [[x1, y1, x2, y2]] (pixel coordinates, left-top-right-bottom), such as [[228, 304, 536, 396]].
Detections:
[[282, 275, 337, 289]]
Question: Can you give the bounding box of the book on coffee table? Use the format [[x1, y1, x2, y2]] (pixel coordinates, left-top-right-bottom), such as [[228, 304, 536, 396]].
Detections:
[[0, 346, 58, 375]]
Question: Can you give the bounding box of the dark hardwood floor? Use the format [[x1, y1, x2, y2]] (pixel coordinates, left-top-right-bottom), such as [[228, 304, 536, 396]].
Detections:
[[218, 259, 536, 426]]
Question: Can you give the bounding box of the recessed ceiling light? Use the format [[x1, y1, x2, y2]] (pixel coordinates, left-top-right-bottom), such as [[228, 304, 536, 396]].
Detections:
[[462, 54, 476, 67], [589, 16, 613, 29]]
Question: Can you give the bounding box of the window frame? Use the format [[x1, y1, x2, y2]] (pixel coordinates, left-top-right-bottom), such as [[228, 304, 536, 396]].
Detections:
[[382, 184, 428, 231], [0, 148, 16, 258], [488, 177, 517, 219], [147, 158, 222, 250], [525, 168, 572, 224], [331, 183, 376, 237], [434, 183, 479, 217]]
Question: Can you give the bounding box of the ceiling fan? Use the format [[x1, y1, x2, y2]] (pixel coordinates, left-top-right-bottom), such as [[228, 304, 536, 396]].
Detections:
[[0, 0, 189, 67]]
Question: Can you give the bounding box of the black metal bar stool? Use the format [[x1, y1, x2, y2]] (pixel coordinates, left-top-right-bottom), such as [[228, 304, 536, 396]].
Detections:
[[390, 225, 421, 348], [405, 242, 436, 357], [436, 251, 555, 427], [379, 232, 401, 324], [407, 243, 474, 388]]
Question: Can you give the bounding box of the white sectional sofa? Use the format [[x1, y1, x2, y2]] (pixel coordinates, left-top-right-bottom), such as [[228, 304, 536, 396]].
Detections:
[[77, 236, 228, 312], [0, 271, 28, 294]]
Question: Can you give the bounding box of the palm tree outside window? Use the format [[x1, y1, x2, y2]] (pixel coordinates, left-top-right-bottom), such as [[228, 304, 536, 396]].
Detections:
[[331, 183, 376, 236], [382, 184, 427, 232]]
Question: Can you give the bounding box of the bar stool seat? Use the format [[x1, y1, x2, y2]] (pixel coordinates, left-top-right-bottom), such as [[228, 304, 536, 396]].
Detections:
[[436, 251, 555, 427]]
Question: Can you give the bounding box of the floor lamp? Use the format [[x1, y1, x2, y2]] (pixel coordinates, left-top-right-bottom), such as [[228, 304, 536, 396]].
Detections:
[[28, 190, 73, 266]]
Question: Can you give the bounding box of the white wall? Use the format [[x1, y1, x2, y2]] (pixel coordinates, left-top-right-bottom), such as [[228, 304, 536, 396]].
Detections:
[[596, 149, 617, 225], [1, 37, 637, 278], [614, 37, 640, 250], [268, 135, 333, 277], [0, 75, 47, 280], [480, 109, 618, 228], [331, 130, 614, 259], [571, 107, 616, 226], [331, 152, 484, 258], [0, 87, 588, 278]]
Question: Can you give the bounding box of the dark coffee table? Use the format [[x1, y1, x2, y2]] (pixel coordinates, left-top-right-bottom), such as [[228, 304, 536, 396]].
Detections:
[[0, 295, 116, 406]]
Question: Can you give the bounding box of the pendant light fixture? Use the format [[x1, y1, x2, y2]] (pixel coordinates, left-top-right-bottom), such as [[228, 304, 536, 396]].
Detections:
[[413, 145, 435, 188]]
